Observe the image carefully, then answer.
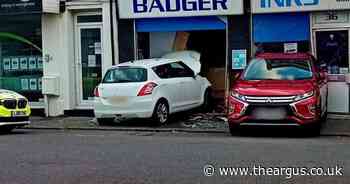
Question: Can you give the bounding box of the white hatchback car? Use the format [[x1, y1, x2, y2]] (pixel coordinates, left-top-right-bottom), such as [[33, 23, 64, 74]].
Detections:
[[94, 51, 211, 125]]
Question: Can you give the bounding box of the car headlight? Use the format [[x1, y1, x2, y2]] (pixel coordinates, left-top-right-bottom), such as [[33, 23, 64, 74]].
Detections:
[[294, 91, 314, 101], [231, 90, 246, 101]]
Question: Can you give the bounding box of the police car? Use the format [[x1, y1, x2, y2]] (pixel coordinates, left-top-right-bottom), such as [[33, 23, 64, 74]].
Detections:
[[0, 89, 31, 133]]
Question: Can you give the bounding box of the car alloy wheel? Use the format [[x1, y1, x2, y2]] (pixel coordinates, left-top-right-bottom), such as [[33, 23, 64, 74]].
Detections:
[[156, 102, 168, 124]]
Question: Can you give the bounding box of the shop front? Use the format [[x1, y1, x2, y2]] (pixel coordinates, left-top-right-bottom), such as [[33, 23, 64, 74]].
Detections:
[[41, 0, 117, 116], [117, 0, 245, 107], [0, 0, 59, 109], [251, 0, 350, 113]]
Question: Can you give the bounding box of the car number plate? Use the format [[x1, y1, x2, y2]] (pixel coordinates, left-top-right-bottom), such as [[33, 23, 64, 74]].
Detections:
[[11, 111, 26, 117], [252, 107, 287, 120]]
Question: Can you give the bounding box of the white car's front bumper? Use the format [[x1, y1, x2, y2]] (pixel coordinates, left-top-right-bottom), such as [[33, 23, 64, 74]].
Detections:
[[94, 96, 155, 119]]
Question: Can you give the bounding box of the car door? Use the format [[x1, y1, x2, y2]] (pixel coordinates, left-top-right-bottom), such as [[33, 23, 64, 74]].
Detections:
[[152, 64, 183, 112], [169, 62, 202, 108]]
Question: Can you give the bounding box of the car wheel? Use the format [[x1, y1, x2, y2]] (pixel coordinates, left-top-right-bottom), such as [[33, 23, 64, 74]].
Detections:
[[0, 127, 14, 134], [302, 123, 321, 137], [152, 100, 169, 126], [229, 124, 240, 136], [201, 89, 213, 112], [96, 118, 115, 126]]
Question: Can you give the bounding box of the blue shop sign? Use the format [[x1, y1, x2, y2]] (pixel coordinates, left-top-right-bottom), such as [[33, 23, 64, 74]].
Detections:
[[260, 0, 319, 8]]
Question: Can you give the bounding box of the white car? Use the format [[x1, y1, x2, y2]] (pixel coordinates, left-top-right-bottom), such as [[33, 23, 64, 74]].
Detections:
[[94, 51, 211, 125]]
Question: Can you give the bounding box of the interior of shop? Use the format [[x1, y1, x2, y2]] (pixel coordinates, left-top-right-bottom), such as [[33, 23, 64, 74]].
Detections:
[[137, 29, 227, 110]]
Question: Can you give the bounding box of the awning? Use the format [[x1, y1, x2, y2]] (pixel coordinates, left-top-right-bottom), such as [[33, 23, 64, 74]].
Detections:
[[136, 16, 226, 32], [253, 13, 310, 43]]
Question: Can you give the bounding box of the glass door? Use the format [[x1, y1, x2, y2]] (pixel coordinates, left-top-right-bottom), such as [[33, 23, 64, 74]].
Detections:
[[76, 25, 103, 107]]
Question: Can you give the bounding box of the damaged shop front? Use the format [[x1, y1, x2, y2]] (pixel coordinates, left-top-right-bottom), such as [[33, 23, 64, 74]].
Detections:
[[116, 0, 249, 113]]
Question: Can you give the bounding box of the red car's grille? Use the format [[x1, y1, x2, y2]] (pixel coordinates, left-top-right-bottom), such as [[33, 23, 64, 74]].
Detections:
[[244, 95, 296, 104]]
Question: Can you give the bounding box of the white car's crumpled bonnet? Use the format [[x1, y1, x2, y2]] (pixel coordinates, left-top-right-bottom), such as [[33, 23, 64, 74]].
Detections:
[[162, 51, 201, 75]]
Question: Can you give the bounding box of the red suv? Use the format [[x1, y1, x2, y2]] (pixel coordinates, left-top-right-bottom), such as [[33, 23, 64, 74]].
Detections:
[[228, 53, 328, 135]]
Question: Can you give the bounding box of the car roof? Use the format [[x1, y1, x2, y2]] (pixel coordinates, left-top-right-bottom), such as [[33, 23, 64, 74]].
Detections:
[[111, 58, 177, 69], [256, 53, 312, 60]]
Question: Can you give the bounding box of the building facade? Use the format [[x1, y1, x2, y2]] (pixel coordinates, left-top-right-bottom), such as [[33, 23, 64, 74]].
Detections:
[[251, 0, 350, 113], [3, 0, 350, 116]]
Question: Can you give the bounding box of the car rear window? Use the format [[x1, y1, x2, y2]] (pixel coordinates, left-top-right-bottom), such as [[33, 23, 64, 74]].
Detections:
[[102, 67, 147, 83], [243, 58, 313, 80]]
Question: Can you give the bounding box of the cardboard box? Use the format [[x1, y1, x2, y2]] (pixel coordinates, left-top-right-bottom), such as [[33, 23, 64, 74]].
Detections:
[[206, 68, 226, 90]]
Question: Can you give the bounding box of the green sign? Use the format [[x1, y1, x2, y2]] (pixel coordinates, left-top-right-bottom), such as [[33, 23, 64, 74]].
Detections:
[[232, 49, 247, 70]]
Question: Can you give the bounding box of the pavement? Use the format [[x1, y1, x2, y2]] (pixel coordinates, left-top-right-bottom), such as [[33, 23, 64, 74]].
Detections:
[[23, 113, 350, 136]]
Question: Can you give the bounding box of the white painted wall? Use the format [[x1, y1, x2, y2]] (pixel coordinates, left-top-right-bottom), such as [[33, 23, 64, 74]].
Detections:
[[42, 1, 116, 116], [150, 32, 176, 58], [42, 12, 75, 116]]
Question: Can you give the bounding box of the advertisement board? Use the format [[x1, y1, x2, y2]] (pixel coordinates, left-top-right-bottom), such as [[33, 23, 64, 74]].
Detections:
[[252, 0, 350, 14], [118, 0, 244, 19]]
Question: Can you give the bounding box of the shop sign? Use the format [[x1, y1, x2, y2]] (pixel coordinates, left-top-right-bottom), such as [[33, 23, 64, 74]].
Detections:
[[232, 49, 247, 70], [313, 12, 349, 24], [284, 43, 298, 53], [0, 0, 59, 15], [118, 0, 244, 19], [252, 0, 350, 14]]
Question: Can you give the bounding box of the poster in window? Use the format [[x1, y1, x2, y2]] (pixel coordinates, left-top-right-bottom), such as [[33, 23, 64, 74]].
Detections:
[[88, 55, 96, 67], [28, 57, 37, 69], [232, 50, 247, 70], [3, 58, 11, 71], [37, 56, 43, 69], [11, 57, 19, 70], [38, 78, 42, 90], [94, 42, 102, 54], [29, 78, 37, 91], [21, 78, 29, 90], [20, 57, 28, 70]]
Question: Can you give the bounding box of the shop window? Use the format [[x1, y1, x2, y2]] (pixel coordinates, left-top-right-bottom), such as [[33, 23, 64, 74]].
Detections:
[[0, 15, 43, 103], [253, 41, 310, 55]]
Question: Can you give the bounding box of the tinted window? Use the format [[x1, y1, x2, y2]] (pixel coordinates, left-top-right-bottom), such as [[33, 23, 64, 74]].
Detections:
[[153, 64, 172, 79], [103, 67, 147, 83], [169, 62, 194, 78], [153, 62, 194, 79], [243, 59, 313, 80]]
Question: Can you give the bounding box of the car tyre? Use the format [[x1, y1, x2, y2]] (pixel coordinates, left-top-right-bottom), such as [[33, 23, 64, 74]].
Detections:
[[201, 88, 213, 112], [229, 124, 240, 136], [0, 127, 14, 134], [96, 118, 115, 126], [303, 123, 321, 137], [152, 100, 169, 126]]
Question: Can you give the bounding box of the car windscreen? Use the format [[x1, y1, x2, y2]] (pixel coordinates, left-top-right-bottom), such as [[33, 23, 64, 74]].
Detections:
[[102, 67, 147, 83], [243, 58, 313, 80]]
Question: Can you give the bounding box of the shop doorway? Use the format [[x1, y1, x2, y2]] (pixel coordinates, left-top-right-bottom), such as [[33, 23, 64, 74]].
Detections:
[[75, 25, 103, 107], [314, 30, 349, 74], [313, 29, 350, 113]]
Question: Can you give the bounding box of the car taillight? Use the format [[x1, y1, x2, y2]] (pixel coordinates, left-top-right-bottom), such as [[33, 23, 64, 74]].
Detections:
[[94, 87, 100, 97], [137, 82, 158, 96]]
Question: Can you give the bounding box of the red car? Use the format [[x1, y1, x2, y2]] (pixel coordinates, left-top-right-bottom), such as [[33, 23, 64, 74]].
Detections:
[[228, 53, 328, 135]]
